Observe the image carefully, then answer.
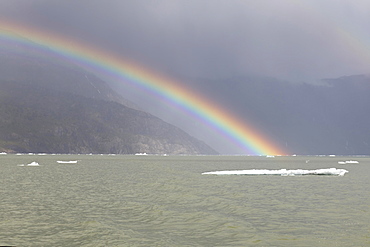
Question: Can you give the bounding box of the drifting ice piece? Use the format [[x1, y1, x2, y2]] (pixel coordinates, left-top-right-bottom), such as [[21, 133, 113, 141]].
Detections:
[[26, 161, 40, 166], [57, 160, 78, 164], [202, 168, 348, 176]]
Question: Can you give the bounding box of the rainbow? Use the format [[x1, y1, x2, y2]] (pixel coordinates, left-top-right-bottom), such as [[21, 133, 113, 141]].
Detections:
[[0, 19, 286, 155]]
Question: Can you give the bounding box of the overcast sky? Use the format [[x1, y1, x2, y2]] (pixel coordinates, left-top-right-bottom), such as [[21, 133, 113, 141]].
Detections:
[[2, 0, 370, 82], [1, 0, 370, 153]]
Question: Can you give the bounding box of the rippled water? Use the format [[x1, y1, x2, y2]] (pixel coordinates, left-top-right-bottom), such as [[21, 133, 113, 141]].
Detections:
[[0, 154, 369, 246]]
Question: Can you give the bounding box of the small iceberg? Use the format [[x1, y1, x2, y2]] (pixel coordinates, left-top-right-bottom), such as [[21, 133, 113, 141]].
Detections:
[[345, 160, 359, 164], [27, 161, 40, 166], [202, 168, 348, 176], [57, 160, 78, 164], [338, 160, 359, 164], [135, 152, 148, 156], [19, 161, 40, 166]]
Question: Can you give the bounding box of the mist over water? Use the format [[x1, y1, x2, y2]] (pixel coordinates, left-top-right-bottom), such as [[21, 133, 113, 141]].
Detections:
[[1, 154, 369, 246]]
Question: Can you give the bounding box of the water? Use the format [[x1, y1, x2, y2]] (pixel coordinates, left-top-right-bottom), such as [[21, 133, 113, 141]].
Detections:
[[0, 154, 369, 246]]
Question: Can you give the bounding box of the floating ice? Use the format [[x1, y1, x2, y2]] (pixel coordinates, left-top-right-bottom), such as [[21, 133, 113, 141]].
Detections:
[[338, 160, 359, 164], [27, 161, 40, 166], [135, 152, 148, 156], [202, 168, 348, 176], [57, 160, 78, 164], [19, 161, 40, 166]]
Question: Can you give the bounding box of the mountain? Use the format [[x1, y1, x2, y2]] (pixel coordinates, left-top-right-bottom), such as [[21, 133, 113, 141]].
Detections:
[[3, 40, 369, 155], [184, 75, 370, 155], [0, 48, 217, 155]]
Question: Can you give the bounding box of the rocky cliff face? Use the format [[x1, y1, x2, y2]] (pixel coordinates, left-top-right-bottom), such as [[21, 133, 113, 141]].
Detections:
[[0, 49, 217, 155]]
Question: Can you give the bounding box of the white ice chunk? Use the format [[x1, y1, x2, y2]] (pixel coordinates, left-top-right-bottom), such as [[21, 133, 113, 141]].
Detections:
[[26, 161, 40, 166], [202, 168, 348, 176], [338, 160, 359, 164], [345, 160, 359, 164], [57, 160, 78, 164]]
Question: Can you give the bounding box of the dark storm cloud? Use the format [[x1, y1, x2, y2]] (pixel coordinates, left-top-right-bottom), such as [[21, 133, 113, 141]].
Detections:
[[2, 0, 370, 82]]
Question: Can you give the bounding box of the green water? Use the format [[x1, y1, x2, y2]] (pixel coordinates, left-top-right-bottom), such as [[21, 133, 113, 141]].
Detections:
[[0, 154, 369, 246]]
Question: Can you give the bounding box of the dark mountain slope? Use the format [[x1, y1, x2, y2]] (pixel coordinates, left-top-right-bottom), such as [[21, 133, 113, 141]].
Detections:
[[0, 47, 137, 108], [0, 48, 216, 154]]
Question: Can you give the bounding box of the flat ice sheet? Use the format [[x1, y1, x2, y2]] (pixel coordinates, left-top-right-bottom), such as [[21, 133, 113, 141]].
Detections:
[[202, 168, 348, 176]]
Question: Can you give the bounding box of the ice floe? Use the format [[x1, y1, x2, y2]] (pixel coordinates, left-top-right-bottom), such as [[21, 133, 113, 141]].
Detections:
[[202, 168, 348, 176], [57, 160, 78, 164], [338, 160, 359, 164], [27, 161, 40, 166], [18, 161, 40, 167], [135, 152, 148, 156]]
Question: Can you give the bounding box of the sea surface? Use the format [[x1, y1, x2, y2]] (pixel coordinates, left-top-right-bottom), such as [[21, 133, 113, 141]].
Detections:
[[0, 154, 369, 246]]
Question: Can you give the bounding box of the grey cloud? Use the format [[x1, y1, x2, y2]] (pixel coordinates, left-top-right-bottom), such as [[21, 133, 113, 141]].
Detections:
[[2, 0, 370, 81]]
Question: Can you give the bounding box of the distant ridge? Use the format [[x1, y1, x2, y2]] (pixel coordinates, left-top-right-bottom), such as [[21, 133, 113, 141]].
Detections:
[[0, 47, 217, 155], [184, 75, 370, 155]]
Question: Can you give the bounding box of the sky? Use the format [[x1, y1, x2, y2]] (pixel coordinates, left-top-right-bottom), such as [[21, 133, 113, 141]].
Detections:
[[1, 0, 370, 154]]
